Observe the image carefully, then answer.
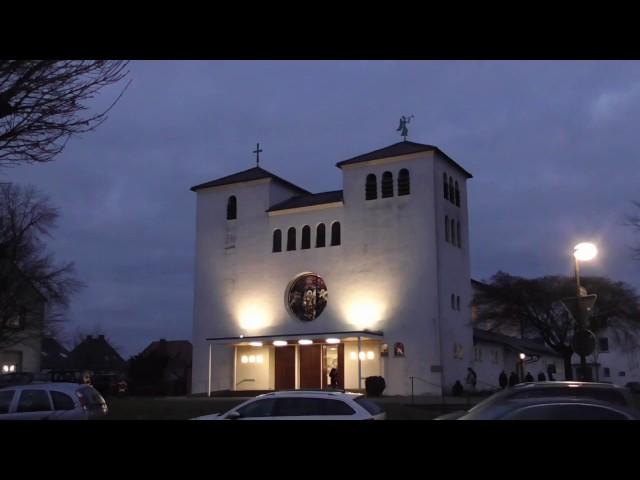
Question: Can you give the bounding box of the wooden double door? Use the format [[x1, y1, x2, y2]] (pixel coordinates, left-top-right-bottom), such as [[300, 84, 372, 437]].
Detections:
[[274, 343, 344, 390]]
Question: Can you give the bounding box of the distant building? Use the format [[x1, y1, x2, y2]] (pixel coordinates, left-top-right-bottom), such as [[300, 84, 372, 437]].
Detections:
[[0, 259, 46, 374], [40, 337, 71, 371], [69, 335, 125, 374], [140, 339, 192, 395], [574, 329, 640, 383]]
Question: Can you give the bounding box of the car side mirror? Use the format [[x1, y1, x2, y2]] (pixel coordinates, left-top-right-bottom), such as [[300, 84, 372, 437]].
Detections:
[[226, 411, 242, 420]]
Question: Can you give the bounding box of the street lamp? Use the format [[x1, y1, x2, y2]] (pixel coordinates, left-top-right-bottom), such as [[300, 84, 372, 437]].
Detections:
[[519, 353, 526, 383], [573, 242, 598, 381]]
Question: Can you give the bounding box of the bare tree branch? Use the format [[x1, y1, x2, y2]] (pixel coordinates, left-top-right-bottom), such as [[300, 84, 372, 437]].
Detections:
[[0, 60, 130, 167]]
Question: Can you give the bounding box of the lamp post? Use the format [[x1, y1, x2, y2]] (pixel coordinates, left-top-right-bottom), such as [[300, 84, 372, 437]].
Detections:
[[573, 242, 598, 381], [519, 353, 526, 383]]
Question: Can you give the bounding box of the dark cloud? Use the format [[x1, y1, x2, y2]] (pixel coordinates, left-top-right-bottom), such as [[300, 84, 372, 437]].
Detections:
[[4, 60, 640, 357]]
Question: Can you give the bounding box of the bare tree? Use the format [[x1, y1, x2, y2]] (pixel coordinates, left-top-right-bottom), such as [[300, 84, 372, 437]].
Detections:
[[628, 201, 640, 260], [0, 60, 130, 167], [0, 183, 83, 349]]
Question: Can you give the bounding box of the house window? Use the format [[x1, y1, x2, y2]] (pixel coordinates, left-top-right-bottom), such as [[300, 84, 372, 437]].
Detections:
[[451, 294, 455, 309], [316, 223, 326, 248], [381, 171, 394, 198], [226, 195, 237, 220], [365, 174, 377, 200], [598, 337, 609, 352], [398, 169, 410, 196], [450, 219, 456, 246], [619, 371, 626, 377], [286, 227, 296, 251], [272, 229, 282, 253], [455, 181, 460, 207], [301, 225, 311, 250], [457, 222, 462, 248], [456, 296, 461, 310], [330, 222, 341, 246], [603, 368, 610, 378], [448, 177, 454, 204], [445, 216, 450, 242], [443, 173, 449, 200]]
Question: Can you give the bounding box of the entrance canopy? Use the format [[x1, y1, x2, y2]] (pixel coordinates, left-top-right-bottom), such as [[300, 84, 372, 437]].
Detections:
[[206, 329, 384, 346]]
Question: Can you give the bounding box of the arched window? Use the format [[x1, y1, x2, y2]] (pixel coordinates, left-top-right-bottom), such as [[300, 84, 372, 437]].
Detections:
[[455, 181, 460, 207], [443, 173, 449, 200], [381, 171, 393, 198], [365, 174, 377, 200], [301, 225, 311, 250], [451, 294, 455, 309], [398, 169, 410, 196], [445, 216, 450, 242], [226, 195, 237, 220], [287, 227, 296, 251], [316, 223, 326, 248], [451, 219, 456, 246], [272, 229, 282, 253], [448, 177, 454, 204], [330, 222, 341, 246], [457, 222, 462, 248]]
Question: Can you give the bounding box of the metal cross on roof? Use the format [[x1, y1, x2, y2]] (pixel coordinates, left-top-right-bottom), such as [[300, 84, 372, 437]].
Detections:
[[253, 143, 263, 167]]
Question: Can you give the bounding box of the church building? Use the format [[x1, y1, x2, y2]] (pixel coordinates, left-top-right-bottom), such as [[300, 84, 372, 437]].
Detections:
[[191, 140, 474, 396]]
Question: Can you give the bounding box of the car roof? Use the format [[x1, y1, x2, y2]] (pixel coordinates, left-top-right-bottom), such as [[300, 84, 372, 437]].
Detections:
[[256, 390, 361, 399], [0, 382, 85, 394], [512, 381, 626, 390]]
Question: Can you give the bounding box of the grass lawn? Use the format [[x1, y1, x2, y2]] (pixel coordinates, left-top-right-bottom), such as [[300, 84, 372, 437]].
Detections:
[[104, 396, 457, 420]]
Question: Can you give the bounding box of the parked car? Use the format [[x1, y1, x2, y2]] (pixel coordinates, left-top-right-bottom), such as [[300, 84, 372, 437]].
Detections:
[[625, 382, 640, 394], [0, 372, 50, 388], [192, 390, 386, 420], [435, 381, 639, 420], [0, 382, 108, 420]]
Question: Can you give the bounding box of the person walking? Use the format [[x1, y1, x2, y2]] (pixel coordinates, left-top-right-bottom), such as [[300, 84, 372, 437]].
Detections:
[[465, 368, 477, 393]]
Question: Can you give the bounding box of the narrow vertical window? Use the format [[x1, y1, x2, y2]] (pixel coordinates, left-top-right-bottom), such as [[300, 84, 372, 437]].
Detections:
[[398, 169, 410, 196], [316, 223, 326, 248], [272, 229, 282, 252], [457, 222, 462, 248], [456, 296, 461, 310], [287, 227, 296, 251], [455, 181, 460, 207], [330, 222, 341, 246], [301, 225, 311, 250], [451, 294, 455, 309], [365, 174, 377, 200], [451, 219, 456, 246], [443, 173, 449, 200], [226, 195, 237, 220], [381, 171, 393, 198], [445, 216, 450, 242], [448, 177, 454, 204]]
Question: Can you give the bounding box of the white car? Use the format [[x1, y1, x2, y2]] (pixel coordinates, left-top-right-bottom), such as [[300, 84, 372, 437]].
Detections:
[[192, 390, 386, 420], [0, 382, 108, 420]]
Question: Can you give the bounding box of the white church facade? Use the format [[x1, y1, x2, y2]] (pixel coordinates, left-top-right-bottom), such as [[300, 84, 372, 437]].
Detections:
[[190, 141, 474, 396]]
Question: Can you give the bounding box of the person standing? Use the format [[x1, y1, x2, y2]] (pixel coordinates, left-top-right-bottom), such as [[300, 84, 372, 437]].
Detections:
[[499, 371, 508, 389], [509, 371, 518, 387], [537, 372, 546, 382], [466, 368, 477, 393], [525, 372, 534, 382]]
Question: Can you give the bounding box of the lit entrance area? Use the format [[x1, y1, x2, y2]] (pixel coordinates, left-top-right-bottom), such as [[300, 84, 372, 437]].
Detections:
[[224, 332, 383, 392]]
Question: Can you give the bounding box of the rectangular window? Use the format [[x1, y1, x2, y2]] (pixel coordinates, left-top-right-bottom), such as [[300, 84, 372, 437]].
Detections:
[[619, 371, 626, 377], [598, 337, 609, 352]]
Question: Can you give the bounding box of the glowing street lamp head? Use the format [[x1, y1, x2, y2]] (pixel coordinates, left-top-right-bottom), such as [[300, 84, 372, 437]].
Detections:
[[519, 353, 526, 360], [574, 242, 598, 262]]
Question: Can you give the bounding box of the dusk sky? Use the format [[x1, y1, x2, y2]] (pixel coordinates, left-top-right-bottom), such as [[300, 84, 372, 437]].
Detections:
[[2, 60, 640, 358]]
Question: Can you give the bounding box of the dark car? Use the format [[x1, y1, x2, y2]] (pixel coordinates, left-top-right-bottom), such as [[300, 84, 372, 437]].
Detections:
[[435, 381, 639, 420], [625, 382, 640, 394]]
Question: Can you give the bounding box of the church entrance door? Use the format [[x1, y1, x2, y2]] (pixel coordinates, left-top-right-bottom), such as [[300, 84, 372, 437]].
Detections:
[[322, 343, 344, 389], [299, 344, 322, 389], [275, 346, 295, 390]]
